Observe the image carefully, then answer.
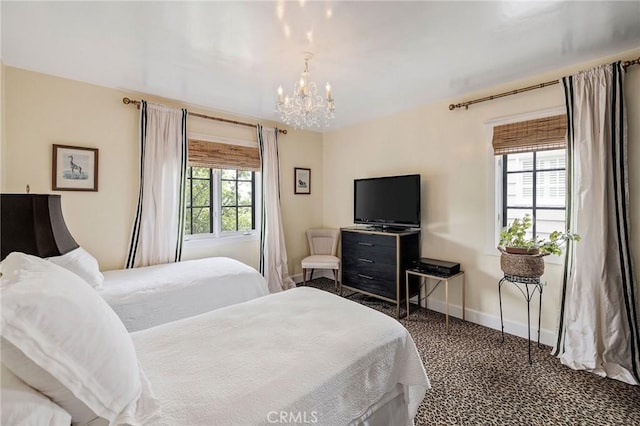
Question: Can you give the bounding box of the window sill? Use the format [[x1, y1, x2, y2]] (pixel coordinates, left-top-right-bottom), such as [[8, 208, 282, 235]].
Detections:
[[183, 232, 259, 248]]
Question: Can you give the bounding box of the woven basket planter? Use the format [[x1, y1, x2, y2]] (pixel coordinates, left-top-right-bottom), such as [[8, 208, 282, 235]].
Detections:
[[499, 250, 546, 278]]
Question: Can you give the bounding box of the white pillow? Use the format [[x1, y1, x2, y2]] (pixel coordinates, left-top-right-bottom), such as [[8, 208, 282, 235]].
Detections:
[[1, 363, 72, 426], [47, 246, 104, 288], [0, 252, 159, 425]]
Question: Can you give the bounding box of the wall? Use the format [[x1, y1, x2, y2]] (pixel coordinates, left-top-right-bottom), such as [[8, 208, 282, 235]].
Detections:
[[322, 48, 640, 344], [1, 66, 323, 272]]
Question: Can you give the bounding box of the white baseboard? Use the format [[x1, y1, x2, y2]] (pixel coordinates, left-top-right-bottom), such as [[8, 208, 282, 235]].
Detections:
[[414, 297, 557, 347]]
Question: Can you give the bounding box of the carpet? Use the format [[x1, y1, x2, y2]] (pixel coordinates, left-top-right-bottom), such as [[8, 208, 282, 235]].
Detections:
[[305, 278, 640, 425]]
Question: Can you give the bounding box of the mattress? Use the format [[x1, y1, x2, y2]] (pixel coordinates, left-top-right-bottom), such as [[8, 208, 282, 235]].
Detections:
[[99, 257, 268, 331], [131, 287, 430, 425]]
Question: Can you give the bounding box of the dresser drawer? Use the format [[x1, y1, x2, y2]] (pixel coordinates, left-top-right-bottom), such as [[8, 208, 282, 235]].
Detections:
[[342, 255, 396, 277], [342, 271, 397, 300], [342, 231, 396, 248]]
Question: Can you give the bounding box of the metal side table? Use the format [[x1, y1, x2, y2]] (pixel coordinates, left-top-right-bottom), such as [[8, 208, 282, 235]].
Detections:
[[498, 274, 545, 364]]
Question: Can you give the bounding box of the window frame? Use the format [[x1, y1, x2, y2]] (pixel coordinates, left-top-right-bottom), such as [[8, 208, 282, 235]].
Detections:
[[501, 151, 567, 235]]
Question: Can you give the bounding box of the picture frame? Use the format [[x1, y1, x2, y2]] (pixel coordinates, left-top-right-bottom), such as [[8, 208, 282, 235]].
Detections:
[[52, 144, 99, 191], [294, 167, 311, 194]]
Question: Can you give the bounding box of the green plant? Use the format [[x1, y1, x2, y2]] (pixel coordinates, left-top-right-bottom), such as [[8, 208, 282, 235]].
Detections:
[[499, 214, 581, 256]]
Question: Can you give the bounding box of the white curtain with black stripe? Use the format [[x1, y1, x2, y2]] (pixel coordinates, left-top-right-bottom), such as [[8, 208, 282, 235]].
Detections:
[[126, 101, 188, 268], [257, 125, 295, 292], [553, 62, 639, 385]]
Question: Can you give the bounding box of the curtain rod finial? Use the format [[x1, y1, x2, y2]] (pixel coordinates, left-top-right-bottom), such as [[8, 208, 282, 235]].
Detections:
[[449, 104, 456, 110], [123, 97, 131, 105]]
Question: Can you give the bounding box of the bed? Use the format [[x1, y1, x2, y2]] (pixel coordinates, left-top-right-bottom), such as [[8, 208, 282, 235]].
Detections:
[[98, 256, 269, 331], [132, 287, 430, 425], [1, 252, 430, 426]]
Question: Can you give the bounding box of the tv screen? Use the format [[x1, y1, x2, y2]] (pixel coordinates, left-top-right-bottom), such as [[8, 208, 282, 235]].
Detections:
[[354, 174, 421, 228]]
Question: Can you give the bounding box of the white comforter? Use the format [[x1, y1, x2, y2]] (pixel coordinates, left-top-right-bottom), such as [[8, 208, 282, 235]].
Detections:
[[132, 287, 430, 425], [99, 257, 268, 331]]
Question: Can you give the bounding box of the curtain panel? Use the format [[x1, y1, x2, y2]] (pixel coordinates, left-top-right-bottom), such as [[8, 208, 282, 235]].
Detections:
[[126, 101, 188, 268], [257, 125, 295, 292], [553, 62, 639, 385]]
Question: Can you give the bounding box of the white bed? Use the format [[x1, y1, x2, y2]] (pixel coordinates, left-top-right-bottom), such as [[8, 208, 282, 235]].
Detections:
[[132, 287, 431, 425], [99, 257, 269, 331]]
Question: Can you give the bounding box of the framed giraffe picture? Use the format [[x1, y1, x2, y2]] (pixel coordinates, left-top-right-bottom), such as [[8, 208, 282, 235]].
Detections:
[[52, 144, 99, 191]]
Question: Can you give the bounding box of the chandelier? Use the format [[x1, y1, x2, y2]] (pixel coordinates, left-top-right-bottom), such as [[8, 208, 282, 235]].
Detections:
[[276, 52, 335, 129]]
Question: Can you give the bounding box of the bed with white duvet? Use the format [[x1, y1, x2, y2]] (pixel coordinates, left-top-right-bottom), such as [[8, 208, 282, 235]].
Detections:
[[98, 256, 269, 331], [132, 287, 430, 425]]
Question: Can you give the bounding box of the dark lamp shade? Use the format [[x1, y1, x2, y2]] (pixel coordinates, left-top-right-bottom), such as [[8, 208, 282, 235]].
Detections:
[[1, 194, 79, 261]]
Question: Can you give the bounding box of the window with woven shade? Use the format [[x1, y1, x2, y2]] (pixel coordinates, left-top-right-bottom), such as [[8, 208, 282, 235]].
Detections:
[[184, 138, 261, 240], [492, 113, 568, 246]]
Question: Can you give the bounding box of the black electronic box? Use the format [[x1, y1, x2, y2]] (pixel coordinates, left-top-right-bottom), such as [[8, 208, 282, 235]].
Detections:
[[413, 258, 460, 277]]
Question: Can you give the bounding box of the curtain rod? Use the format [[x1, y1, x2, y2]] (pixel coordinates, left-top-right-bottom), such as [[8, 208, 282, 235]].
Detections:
[[122, 97, 287, 134], [449, 56, 640, 111]]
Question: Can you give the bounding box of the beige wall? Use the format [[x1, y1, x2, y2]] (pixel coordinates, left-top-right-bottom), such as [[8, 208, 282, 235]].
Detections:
[[322, 48, 640, 340], [1, 66, 323, 271]]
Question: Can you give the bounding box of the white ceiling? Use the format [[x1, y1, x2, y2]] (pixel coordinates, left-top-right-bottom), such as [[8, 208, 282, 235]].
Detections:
[[2, 1, 640, 130]]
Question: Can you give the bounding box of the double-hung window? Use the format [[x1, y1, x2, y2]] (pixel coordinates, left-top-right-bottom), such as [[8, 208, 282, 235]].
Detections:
[[184, 137, 261, 240], [491, 113, 568, 251]]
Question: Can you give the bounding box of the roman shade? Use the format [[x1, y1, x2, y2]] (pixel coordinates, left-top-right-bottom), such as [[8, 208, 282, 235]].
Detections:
[[188, 139, 260, 171], [492, 114, 567, 155]]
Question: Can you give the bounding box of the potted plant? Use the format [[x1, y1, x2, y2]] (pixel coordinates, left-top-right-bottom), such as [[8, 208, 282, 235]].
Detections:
[[498, 215, 580, 278]]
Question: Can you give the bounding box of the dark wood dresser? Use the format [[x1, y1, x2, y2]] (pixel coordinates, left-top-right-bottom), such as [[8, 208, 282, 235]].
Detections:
[[340, 227, 420, 317]]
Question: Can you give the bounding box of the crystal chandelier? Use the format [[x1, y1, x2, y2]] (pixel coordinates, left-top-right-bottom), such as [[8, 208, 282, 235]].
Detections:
[[276, 52, 335, 129]]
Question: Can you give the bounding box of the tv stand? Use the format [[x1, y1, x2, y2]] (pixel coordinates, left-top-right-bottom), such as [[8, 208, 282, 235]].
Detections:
[[340, 227, 420, 318]]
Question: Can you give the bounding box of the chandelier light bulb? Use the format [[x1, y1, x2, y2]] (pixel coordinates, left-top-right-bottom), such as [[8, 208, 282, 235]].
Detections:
[[277, 85, 284, 103], [275, 53, 335, 129]]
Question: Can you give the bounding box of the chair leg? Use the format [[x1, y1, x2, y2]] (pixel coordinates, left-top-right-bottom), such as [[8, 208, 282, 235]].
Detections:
[[302, 268, 306, 286], [309, 269, 314, 281], [333, 269, 338, 292]]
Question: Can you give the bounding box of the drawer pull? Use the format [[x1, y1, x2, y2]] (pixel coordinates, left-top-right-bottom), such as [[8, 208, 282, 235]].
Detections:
[[358, 242, 374, 246], [358, 258, 374, 263], [358, 274, 374, 280]]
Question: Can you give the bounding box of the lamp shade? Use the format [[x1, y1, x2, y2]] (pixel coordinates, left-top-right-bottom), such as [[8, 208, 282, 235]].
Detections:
[[1, 194, 79, 260]]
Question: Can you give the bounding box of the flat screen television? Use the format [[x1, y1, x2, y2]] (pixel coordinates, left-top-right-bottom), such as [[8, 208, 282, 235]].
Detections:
[[354, 174, 421, 229]]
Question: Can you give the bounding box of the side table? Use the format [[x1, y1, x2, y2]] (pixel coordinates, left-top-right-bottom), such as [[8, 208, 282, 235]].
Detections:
[[405, 269, 465, 333], [498, 274, 545, 364]]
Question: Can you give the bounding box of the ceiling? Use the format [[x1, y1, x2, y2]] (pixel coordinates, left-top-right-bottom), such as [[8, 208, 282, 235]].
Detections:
[[2, 1, 640, 131]]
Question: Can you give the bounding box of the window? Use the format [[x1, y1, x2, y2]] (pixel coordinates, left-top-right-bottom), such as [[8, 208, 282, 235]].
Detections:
[[184, 135, 261, 241], [502, 149, 566, 242], [487, 111, 568, 256], [185, 167, 258, 237]]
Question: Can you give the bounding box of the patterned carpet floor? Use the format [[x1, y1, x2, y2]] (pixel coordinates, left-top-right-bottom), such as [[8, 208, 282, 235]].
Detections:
[[305, 278, 640, 426]]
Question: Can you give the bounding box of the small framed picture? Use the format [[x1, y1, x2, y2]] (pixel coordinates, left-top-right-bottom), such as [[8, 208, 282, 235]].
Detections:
[[294, 167, 311, 194], [52, 144, 99, 191]]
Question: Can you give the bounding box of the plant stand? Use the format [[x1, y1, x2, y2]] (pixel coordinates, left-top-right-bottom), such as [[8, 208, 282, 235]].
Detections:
[[498, 274, 545, 364]]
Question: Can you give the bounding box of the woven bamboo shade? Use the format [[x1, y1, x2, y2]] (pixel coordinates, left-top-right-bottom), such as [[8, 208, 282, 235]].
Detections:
[[188, 139, 260, 171], [492, 114, 567, 155]]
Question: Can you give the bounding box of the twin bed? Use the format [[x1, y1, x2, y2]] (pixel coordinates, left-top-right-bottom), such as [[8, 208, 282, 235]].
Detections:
[[1, 252, 430, 425], [98, 256, 269, 331]]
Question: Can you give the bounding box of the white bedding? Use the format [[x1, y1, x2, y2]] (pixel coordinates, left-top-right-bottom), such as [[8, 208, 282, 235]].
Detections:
[[132, 287, 430, 425], [99, 257, 268, 331]]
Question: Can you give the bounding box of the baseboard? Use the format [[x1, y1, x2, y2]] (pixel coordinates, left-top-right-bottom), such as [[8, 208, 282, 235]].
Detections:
[[415, 297, 557, 347]]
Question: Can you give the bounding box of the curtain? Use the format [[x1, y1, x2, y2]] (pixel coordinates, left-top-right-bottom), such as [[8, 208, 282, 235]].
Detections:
[[126, 101, 188, 268], [553, 62, 639, 385], [257, 125, 295, 292]]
